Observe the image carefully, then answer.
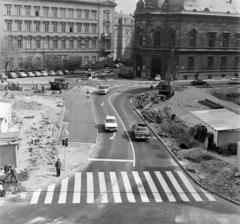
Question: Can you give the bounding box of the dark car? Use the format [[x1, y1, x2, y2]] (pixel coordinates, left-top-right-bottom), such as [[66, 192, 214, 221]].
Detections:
[[191, 79, 208, 85], [54, 78, 69, 89], [132, 123, 150, 140]]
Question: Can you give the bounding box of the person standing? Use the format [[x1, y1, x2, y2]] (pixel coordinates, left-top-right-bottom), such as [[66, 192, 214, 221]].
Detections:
[[55, 158, 61, 177], [4, 164, 11, 183], [10, 165, 18, 183]]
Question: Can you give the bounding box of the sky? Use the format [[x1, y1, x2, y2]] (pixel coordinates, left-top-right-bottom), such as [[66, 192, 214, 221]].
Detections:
[[115, 0, 138, 14]]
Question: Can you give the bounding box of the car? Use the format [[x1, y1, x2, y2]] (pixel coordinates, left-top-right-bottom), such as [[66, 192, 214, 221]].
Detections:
[[63, 70, 70, 75], [48, 71, 56, 76], [54, 78, 69, 89], [102, 68, 114, 73], [74, 69, 85, 74], [104, 115, 118, 131], [132, 123, 150, 140], [99, 71, 115, 78], [8, 72, 17, 79], [117, 63, 125, 67], [26, 72, 35, 78], [34, 71, 42, 77], [41, 71, 48, 77], [155, 74, 161, 81], [17, 72, 28, 78], [229, 77, 240, 84], [191, 79, 208, 85], [98, 85, 109, 95], [55, 70, 64, 76]]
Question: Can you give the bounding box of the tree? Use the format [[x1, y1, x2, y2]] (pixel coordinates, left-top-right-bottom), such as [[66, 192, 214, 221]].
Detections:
[[0, 37, 19, 73], [44, 55, 62, 71], [64, 55, 82, 71]]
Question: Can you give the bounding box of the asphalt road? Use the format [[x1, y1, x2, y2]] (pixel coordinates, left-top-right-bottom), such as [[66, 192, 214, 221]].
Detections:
[[0, 86, 239, 224]]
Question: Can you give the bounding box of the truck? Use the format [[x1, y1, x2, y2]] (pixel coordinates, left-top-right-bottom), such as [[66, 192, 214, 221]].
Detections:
[[49, 78, 69, 90]]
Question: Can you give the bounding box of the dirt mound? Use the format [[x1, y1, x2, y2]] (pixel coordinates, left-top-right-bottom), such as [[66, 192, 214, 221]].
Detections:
[[13, 100, 43, 111]]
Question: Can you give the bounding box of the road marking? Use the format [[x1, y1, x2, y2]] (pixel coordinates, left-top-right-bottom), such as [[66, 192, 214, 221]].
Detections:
[[200, 188, 216, 201], [132, 171, 149, 202], [44, 184, 55, 204], [110, 172, 122, 203], [30, 189, 41, 204], [58, 177, 68, 204], [155, 171, 176, 202], [98, 172, 108, 203], [166, 171, 190, 202], [73, 173, 81, 204], [176, 171, 203, 202], [88, 158, 134, 163], [108, 93, 136, 167], [121, 171, 136, 203], [144, 171, 162, 202], [109, 132, 116, 140], [87, 172, 94, 203]]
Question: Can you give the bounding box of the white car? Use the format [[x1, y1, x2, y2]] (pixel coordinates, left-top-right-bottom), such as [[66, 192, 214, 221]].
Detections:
[[55, 70, 64, 76], [34, 71, 42, 77], [41, 71, 48, 76], [155, 74, 161, 81], [98, 85, 109, 95], [26, 72, 35, 78], [48, 71, 56, 76], [104, 115, 118, 131], [18, 72, 27, 78], [229, 77, 240, 84], [74, 69, 85, 74]]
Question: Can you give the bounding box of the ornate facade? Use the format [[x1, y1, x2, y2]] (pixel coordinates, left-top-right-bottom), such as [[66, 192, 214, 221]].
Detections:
[[134, 0, 240, 80], [0, 0, 116, 69]]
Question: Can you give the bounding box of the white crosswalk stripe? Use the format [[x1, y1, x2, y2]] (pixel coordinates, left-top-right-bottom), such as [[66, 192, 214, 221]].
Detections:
[[29, 171, 216, 204]]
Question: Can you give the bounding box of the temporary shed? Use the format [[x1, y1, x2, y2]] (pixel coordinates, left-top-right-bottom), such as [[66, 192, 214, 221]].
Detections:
[[191, 109, 240, 147], [0, 102, 12, 133]]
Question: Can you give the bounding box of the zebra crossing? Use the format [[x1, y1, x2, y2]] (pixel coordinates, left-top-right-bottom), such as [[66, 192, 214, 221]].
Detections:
[[29, 170, 216, 205]]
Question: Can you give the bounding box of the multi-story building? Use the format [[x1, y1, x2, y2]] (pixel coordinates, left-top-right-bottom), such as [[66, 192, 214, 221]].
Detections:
[[134, 0, 240, 80], [0, 0, 116, 70], [114, 11, 134, 64]]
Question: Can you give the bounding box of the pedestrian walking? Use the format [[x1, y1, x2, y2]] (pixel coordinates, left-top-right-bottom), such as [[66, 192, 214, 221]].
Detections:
[[55, 158, 61, 177], [4, 164, 11, 183], [10, 165, 18, 183]]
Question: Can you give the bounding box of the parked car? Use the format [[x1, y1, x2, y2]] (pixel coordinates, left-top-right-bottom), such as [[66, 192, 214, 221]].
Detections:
[[191, 79, 208, 85], [113, 63, 124, 68], [55, 70, 64, 76], [104, 115, 118, 132], [99, 71, 115, 78], [132, 123, 150, 140], [26, 72, 35, 78], [17, 72, 28, 78], [34, 71, 42, 77], [8, 72, 17, 79], [98, 85, 109, 95], [229, 77, 240, 84], [48, 71, 56, 76], [41, 71, 48, 77], [155, 74, 161, 81], [63, 70, 70, 75], [53, 78, 69, 89], [73, 69, 85, 74]]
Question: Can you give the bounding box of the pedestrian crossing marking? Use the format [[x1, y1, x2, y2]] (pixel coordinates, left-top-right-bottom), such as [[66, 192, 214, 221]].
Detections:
[[29, 171, 216, 205], [73, 173, 81, 204], [132, 171, 149, 202]]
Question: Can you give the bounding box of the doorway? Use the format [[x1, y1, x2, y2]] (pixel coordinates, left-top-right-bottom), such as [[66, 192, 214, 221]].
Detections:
[[136, 55, 142, 77], [151, 58, 161, 79]]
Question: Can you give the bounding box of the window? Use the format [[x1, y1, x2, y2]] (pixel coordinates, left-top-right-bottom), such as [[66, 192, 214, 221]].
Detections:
[[154, 31, 161, 46], [92, 24, 97, 33], [138, 36, 142, 45], [61, 23, 66, 32], [77, 10, 81, 19], [26, 22, 31, 31], [188, 56, 195, 69], [53, 39, 58, 49], [85, 40, 89, 49], [208, 74, 212, 79], [125, 29, 129, 36], [92, 56, 96, 64], [61, 9, 66, 18], [35, 23, 40, 32], [16, 6, 21, 16], [44, 39, 49, 49], [26, 39, 32, 49], [221, 56, 227, 68], [92, 41, 96, 49], [104, 25, 109, 34], [77, 24, 82, 33], [53, 8, 57, 18], [26, 7, 30, 16], [81, 40, 85, 49], [36, 39, 41, 49], [92, 11, 97, 20], [69, 9, 74, 18], [35, 8, 39, 17], [84, 10, 89, 19], [234, 56, 239, 68], [207, 56, 214, 69], [77, 39, 81, 49], [222, 34, 229, 48], [85, 24, 89, 33], [17, 39, 22, 48], [170, 33, 175, 47], [222, 74, 225, 78], [104, 12, 109, 21], [61, 40, 66, 49], [44, 8, 49, 17], [17, 22, 22, 32], [6, 22, 12, 31], [235, 36, 240, 48], [69, 39, 74, 49], [184, 75, 188, 80], [69, 24, 74, 33], [6, 6, 11, 15], [209, 34, 216, 48], [189, 33, 196, 47], [53, 23, 58, 32], [84, 56, 89, 65], [44, 23, 49, 32]]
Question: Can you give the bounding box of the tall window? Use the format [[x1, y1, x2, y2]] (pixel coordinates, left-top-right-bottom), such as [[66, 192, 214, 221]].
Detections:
[[44, 8, 49, 17], [207, 56, 214, 69], [53, 39, 58, 49], [92, 11, 97, 20], [209, 34, 216, 48], [35, 23, 40, 32], [44, 39, 49, 49], [17, 22, 22, 32], [35, 8, 39, 17], [84, 56, 89, 65], [222, 34, 229, 48], [61, 9, 66, 18], [69, 24, 74, 33], [53, 23, 58, 32], [16, 6, 21, 16], [234, 56, 240, 68], [26, 39, 32, 49], [69, 9, 74, 18], [7, 22, 12, 31], [77, 24, 82, 33], [85, 40, 89, 49], [52, 8, 57, 18], [92, 41, 96, 49], [154, 31, 161, 46], [6, 6, 11, 15], [77, 39, 81, 49], [26, 22, 31, 32], [104, 25, 109, 34], [221, 56, 228, 68], [235, 36, 240, 48], [189, 32, 197, 47], [170, 33, 175, 47], [85, 10, 89, 19], [85, 24, 89, 33], [61, 23, 66, 32], [44, 23, 49, 32], [92, 56, 96, 64], [188, 56, 195, 69], [61, 40, 66, 49], [104, 12, 109, 21], [26, 7, 30, 16], [17, 39, 22, 48], [77, 10, 81, 19], [69, 40, 74, 49], [92, 24, 97, 33], [36, 39, 41, 49]]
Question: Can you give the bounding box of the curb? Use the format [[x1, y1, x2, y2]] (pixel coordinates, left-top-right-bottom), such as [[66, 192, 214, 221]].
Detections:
[[130, 97, 240, 206]]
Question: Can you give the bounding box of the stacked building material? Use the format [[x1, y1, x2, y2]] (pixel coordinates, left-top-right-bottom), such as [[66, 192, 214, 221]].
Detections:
[[198, 99, 224, 109]]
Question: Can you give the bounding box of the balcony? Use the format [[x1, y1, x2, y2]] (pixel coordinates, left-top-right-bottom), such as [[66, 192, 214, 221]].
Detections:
[[101, 33, 112, 39]]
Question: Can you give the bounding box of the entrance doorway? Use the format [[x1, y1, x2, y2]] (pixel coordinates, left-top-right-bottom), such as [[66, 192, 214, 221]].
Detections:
[[136, 55, 142, 77], [151, 58, 161, 79]]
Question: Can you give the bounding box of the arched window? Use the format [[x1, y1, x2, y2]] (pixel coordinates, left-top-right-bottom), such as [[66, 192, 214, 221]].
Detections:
[[154, 31, 161, 46]]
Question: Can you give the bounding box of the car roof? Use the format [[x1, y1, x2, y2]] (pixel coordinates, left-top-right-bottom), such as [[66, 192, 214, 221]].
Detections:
[[136, 123, 147, 127], [106, 115, 116, 119]]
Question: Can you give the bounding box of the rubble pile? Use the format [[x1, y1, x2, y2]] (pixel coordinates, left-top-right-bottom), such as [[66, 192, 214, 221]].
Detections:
[[132, 93, 151, 109]]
